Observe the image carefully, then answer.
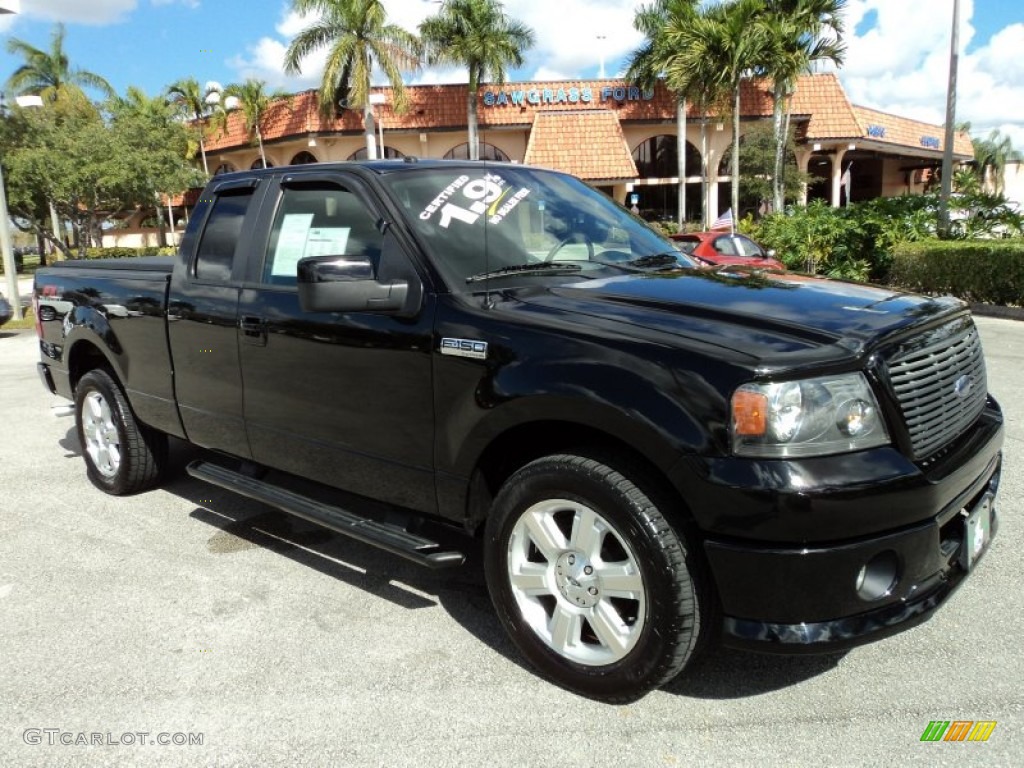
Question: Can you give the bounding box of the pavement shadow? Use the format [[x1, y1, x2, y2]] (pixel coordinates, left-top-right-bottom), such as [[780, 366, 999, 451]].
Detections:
[[63, 437, 840, 701]]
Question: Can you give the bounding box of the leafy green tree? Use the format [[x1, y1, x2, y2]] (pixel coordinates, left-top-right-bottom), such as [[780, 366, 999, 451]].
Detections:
[[419, 0, 534, 162], [720, 121, 806, 211], [165, 76, 221, 176], [284, 0, 420, 160], [5, 23, 114, 103], [758, 0, 846, 213], [626, 0, 700, 227], [2, 89, 200, 257], [218, 79, 291, 168]]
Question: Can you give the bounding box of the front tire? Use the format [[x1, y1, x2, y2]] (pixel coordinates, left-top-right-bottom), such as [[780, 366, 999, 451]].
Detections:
[[484, 454, 705, 701], [75, 368, 166, 495]]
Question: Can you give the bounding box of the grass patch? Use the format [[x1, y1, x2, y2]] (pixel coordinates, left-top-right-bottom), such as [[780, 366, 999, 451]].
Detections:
[[3, 305, 36, 331]]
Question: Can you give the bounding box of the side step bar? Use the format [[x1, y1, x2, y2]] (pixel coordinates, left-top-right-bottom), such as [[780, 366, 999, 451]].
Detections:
[[187, 460, 465, 569]]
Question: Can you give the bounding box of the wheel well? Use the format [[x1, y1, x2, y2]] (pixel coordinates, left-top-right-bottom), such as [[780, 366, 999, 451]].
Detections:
[[467, 421, 693, 534], [68, 341, 112, 392]]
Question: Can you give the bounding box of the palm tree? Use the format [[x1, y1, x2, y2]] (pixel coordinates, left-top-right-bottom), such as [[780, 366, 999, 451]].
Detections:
[[759, 0, 846, 213], [5, 23, 114, 103], [218, 79, 291, 168], [419, 0, 534, 162], [284, 0, 420, 160], [626, 0, 700, 227], [972, 129, 1022, 194], [712, 0, 770, 230], [166, 77, 221, 176], [660, 3, 745, 229]]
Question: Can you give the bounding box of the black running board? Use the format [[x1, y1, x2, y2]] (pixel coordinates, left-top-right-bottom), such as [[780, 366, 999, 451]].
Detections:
[[187, 460, 465, 569]]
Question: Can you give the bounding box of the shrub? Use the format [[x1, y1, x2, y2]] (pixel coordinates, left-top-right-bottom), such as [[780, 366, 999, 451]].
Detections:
[[80, 246, 177, 260], [889, 239, 1024, 305]]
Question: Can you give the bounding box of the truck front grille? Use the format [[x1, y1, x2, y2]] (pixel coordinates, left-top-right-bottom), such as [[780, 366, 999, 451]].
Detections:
[[884, 318, 987, 460]]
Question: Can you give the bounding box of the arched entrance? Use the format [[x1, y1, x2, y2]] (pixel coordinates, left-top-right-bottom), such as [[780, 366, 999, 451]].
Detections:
[[630, 134, 702, 222]]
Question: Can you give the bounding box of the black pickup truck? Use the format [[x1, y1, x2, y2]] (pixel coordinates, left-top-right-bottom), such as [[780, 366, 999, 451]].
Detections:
[[34, 160, 1003, 701]]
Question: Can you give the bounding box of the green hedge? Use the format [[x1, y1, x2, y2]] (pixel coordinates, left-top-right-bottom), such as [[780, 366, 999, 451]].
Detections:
[[889, 240, 1024, 305], [80, 246, 177, 259]]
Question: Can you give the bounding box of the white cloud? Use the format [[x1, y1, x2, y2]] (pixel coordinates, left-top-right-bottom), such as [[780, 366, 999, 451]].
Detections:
[[838, 0, 1024, 145], [17, 0, 137, 25], [151, 0, 200, 8], [229, 0, 642, 89]]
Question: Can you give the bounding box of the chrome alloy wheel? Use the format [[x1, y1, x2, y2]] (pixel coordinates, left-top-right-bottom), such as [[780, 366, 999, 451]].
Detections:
[[506, 499, 646, 666], [81, 391, 121, 479]]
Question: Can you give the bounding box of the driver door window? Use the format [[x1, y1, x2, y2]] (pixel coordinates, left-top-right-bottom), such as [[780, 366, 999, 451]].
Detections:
[[263, 185, 383, 286]]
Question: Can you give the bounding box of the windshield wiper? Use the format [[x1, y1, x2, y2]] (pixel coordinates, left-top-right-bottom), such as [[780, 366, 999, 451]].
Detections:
[[466, 262, 582, 284], [628, 253, 686, 269]]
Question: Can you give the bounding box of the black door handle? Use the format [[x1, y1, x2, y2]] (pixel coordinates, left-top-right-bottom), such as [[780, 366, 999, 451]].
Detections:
[[240, 315, 267, 346]]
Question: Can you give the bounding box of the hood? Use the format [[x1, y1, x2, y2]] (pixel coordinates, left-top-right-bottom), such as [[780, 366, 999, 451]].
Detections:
[[509, 268, 963, 369]]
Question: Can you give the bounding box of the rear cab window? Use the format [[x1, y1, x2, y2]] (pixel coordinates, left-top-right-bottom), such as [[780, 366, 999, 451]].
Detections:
[[194, 188, 256, 282]]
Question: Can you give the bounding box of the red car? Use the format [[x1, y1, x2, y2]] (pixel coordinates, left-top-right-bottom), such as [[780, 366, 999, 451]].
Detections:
[[671, 231, 786, 270]]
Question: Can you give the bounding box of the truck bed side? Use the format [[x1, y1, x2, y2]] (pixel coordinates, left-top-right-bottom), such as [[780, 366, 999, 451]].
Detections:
[[35, 257, 185, 439]]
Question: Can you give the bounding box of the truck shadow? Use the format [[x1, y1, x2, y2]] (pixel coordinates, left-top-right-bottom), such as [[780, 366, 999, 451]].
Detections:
[[65, 433, 844, 701]]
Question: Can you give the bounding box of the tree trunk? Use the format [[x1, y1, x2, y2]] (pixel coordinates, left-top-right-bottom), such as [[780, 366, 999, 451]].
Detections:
[[467, 69, 480, 161], [677, 98, 687, 229], [700, 109, 709, 230], [731, 84, 741, 233], [363, 103, 377, 160], [772, 81, 786, 214], [199, 136, 209, 176], [256, 127, 267, 167]]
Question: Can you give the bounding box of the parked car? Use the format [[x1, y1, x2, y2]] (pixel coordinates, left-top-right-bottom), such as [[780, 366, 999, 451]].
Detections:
[[671, 231, 786, 270], [0, 292, 12, 327]]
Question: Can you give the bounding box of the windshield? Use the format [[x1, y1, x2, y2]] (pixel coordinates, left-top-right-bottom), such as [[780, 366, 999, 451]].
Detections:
[[380, 165, 694, 290]]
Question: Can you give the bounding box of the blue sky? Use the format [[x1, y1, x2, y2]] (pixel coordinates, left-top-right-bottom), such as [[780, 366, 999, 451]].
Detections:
[[2, 0, 1023, 147]]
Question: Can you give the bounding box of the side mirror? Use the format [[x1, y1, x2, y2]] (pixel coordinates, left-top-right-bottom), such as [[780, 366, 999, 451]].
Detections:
[[765, 249, 777, 259], [297, 255, 409, 313]]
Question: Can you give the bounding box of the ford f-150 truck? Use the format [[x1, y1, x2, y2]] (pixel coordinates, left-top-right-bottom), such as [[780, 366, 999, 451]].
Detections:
[[34, 160, 1003, 701]]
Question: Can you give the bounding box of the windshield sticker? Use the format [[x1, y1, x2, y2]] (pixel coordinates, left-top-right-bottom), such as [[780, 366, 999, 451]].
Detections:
[[419, 172, 530, 228]]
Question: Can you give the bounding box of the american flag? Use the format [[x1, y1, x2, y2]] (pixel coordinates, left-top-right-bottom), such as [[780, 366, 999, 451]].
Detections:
[[710, 208, 733, 231]]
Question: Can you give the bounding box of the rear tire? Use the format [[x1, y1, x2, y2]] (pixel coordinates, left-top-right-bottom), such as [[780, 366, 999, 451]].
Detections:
[[75, 368, 166, 495], [484, 453, 705, 702]]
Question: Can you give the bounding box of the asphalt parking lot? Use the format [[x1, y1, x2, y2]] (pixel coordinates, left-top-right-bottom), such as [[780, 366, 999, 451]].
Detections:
[[1, 317, 1022, 767]]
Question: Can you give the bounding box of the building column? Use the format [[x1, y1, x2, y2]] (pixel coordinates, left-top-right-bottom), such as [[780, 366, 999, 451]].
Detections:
[[830, 147, 848, 208], [795, 149, 813, 207]]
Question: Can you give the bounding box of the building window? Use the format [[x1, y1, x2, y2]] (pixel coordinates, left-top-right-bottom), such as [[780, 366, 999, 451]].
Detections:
[[631, 135, 701, 179], [251, 158, 275, 169], [289, 151, 318, 165], [347, 146, 406, 160], [213, 162, 236, 176], [443, 142, 510, 162]]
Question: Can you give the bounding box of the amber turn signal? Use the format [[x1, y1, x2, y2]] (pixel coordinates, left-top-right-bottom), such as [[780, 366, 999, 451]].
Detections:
[[732, 390, 768, 436]]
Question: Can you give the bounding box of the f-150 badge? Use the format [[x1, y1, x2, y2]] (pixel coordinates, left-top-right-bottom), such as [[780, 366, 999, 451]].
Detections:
[[440, 338, 488, 359]]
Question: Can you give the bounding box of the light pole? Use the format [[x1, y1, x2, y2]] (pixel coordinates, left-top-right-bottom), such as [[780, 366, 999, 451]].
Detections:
[[938, 0, 960, 238], [597, 36, 607, 79]]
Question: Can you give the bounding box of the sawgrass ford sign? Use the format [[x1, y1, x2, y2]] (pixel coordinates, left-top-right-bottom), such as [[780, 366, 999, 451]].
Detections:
[[481, 84, 655, 108]]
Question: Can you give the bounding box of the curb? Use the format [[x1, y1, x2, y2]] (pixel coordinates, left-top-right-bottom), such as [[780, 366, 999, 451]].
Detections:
[[969, 304, 1024, 322]]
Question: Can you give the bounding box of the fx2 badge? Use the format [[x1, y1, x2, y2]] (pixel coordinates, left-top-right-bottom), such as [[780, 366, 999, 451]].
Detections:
[[440, 337, 488, 360]]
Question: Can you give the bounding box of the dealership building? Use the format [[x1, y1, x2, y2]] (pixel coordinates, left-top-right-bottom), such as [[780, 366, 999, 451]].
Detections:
[[151, 72, 970, 242]]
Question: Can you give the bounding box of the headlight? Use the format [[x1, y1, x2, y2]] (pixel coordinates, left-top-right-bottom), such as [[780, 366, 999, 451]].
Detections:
[[731, 372, 889, 457]]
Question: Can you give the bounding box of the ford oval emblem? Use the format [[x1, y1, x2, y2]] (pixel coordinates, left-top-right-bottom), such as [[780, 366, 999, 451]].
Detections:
[[953, 374, 973, 398]]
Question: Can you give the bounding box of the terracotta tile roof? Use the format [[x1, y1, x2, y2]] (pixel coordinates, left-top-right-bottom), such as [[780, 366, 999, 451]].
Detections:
[[852, 105, 973, 159], [202, 73, 969, 161], [523, 110, 638, 181]]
